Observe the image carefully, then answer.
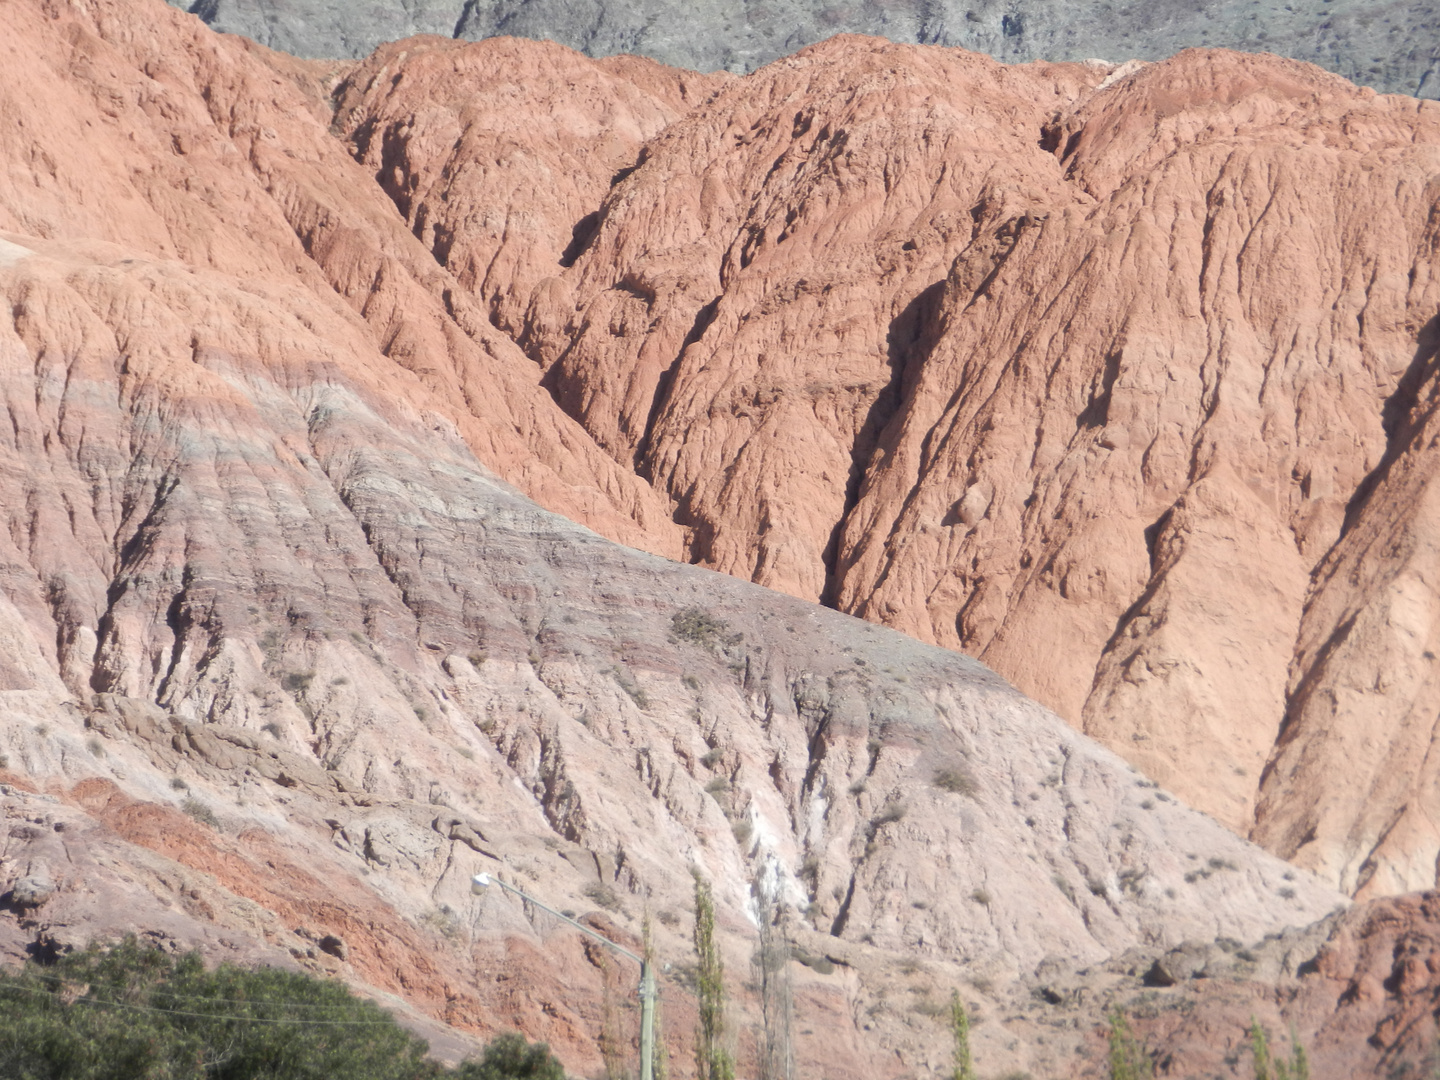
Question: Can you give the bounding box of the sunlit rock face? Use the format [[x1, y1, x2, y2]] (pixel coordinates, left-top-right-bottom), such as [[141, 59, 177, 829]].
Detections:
[[0, 2, 1361, 1076]]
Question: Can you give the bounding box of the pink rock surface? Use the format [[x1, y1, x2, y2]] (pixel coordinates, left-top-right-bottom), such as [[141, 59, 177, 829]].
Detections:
[[355, 34, 1440, 880], [0, 0, 681, 562], [334, 36, 727, 343], [0, 2, 1366, 1074], [1253, 315, 1440, 899]]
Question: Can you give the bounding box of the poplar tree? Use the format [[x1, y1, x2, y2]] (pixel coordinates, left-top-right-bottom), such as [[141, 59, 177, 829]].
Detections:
[[644, 912, 668, 1080], [755, 886, 793, 1080], [1249, 1018, 1310, 1080], [950, 990, 976, 1080], [693, 877, 734, 1080]]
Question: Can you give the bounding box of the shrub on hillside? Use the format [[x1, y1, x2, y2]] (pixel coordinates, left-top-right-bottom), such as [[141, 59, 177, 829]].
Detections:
[[669, 609, 741, 652], [455, 1032, 564, 1080], [0, 937, 564, 1080]]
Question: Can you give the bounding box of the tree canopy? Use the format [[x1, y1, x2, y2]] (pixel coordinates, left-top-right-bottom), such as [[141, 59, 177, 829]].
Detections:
[[0, 938, 564, 1080]]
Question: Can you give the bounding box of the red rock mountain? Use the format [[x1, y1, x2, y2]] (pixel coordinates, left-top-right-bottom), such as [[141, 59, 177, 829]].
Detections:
[[339, 34, 1440, 897], [2, 0, 1440, 1074]]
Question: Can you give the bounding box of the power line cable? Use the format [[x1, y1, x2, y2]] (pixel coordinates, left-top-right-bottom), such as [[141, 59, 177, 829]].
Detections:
[[0, 978, 398, 1026], [0, 967, 386, 1011]]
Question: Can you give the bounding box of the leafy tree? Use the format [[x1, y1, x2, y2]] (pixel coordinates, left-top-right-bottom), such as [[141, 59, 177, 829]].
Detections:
[[0, 937, 560, 1080], [693, 877, 734, 1080], [1248, 1018, 1309, 1080], [0, 938, 434, 1080], [950, 990, 976, 1080], [753, 887, 792, 1080], [455, 1033, 564, 1080]]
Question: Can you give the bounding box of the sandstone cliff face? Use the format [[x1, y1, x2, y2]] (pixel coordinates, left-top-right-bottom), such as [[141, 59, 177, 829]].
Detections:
[[333, 36, 727, 344], [167, 0, 1440, 100], [493, 41, 1101, 603], [0, 0, 681, 563], [832, 52, 1440, 839], [1252, 313, 1440, 898], [0, 1, 1364, 1075], [345, 33, 1440, 890]]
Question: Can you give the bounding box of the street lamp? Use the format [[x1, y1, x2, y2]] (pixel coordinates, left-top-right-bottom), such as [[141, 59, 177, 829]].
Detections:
[[472, 873, 658, 1080]]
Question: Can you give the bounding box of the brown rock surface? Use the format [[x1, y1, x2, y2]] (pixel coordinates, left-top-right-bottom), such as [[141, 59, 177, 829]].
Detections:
[[351, 34, 1440, 884], [1105, 891, 1440, 1078], [0, 2, 1361, 1073], [334, 36, 727, 342]]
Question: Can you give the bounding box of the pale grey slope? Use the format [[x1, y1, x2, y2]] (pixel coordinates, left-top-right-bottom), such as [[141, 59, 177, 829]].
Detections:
[[181, 0, 469, 59], [170, 0, 1440, 97]]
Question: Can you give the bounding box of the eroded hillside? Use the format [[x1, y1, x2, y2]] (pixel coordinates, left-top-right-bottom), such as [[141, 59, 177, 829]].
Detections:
[[337, 34, 1440, 899], [3, 0, 1440, 1074]]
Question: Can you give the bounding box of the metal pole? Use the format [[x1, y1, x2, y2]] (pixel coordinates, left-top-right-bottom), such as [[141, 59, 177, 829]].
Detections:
[[474, 873, 655, 1078], [639, 958, 656, 1080]]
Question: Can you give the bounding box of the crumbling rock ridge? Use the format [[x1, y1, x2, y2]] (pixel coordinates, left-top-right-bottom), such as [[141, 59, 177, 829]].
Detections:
[[339, 31, 1440, 904], [0, 0, 1409, 1074], [6, 0, 1440, 1071], [168, 0, 1440, 99]]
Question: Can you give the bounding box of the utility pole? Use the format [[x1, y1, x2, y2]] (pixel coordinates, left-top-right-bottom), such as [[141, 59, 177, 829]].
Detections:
[[639, 953, 657, 1080], [473, 873, 657, 1080]]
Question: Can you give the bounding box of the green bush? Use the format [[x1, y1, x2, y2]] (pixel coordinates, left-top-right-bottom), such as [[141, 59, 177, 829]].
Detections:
[[280, 671, 314, 694], [0, 938, 435, 1080], [872, 801, 907, 828], [669, 609, 741, 652], [933, 768, 978, 797], [611, 666, 650, 709], [0, 938, 564, 1080], [455, 1033, 564, 1080], [583, 881, 623, 912], [180, 798, 219, 829], [1107, 1006, 1153, 1080]]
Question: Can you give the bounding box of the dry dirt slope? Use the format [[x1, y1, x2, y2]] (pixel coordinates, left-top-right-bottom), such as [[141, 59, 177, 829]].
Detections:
[[0, 198, 1344, 1076]]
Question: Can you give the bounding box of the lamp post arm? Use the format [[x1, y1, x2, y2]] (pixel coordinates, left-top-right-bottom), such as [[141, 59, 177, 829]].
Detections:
[[480, 874, 645, 966]]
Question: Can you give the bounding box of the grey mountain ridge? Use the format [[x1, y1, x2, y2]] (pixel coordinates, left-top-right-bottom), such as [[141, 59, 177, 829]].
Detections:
[[169, 0, 1440, 97]]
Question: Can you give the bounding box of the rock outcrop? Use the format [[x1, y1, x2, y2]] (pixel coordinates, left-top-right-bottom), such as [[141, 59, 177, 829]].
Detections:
[[0, 0, 1372, 1074], [344, 32, 1440, 892], [1114, 891, 1440, 1078], [1252, 311, 1440, 898], [0, 0, 681, 566], [828, 50, 1440, 841], [332, 37, 727, 345], [168, 0, 1440, 99], [10, 0, 1440, 1069]]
